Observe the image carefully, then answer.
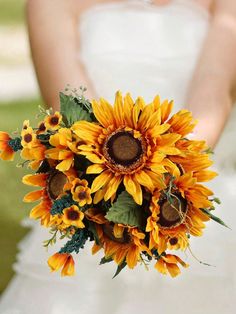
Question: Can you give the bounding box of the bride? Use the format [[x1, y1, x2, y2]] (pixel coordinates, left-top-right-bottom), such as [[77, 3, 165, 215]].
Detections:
[[1, 0, 236, 313]]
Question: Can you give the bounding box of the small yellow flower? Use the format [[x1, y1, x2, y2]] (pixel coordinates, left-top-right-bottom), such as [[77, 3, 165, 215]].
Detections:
[[63, 205, 85, 228], [37, 121, 47, 134], [44, 111, 62, 130], [71, 178, 92, 206], [48, 253, 75, 276], [22, 120, 30, 130], [21, 127, 38, 149]]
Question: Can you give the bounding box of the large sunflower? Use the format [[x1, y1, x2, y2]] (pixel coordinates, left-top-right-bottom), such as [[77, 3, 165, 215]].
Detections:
[[72, 92, 182, 205]]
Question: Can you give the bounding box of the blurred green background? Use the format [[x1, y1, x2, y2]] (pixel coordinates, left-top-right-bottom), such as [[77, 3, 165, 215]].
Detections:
[[0, 0, 40, 293], [0, 0, 25, 25]]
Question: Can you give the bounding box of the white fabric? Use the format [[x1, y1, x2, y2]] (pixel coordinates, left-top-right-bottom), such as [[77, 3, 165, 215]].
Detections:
[[0, 1, 236, 313]]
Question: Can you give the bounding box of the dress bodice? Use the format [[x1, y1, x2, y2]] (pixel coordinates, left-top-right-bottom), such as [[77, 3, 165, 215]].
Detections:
[[79, 0, 209, 107]]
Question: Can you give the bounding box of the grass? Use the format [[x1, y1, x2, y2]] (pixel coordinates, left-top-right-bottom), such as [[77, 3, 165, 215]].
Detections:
[[0, 97, 42, 294], [0, 0, 25, 25]]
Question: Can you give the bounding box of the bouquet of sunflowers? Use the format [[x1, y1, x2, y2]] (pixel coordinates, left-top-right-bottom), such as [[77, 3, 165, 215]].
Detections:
[[0, 88, 227, 278]]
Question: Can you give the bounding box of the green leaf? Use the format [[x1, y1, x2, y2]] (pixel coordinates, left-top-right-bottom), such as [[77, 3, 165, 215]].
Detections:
[[200, 208, 231, 229], [112, 260, 127, 278], [60, 92, 92, 127], [100, 256, 113, 265], [105, 191, 143, 227]]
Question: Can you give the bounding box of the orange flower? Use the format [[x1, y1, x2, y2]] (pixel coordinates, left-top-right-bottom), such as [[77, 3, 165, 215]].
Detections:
[[175, 172, 214, 209], [21, 126, 38, 149], [70, 178, 92, 206], [48, 253, 75, 276], [155, 254, 189, 277], [44, 111, 62, 131], [36, 121, 47, 135], [72, 92, 181, 205], [0, 131, 15, 161], [23, 173, 52, 226], [23, 170, 68, 226], [20, 121, 46, 169], [168, 110, 197, 137], [63, 205, 85, 228], [46, 128, 78, 171], [94, 224, 149, 269]]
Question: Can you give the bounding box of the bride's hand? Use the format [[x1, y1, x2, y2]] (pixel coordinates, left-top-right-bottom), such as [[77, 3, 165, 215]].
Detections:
[[26, 0, 98, 110], [186, 0, 236, 148]]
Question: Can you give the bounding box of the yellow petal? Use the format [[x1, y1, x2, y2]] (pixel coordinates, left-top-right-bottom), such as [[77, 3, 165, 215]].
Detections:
[[113, 91, 124, 126], [134, 170, 154, 191], [104, 176, 122, 201], [56, 158, 73, 171], [123, 176, 143, 205], [23, 190, 43, 202], [91, 170, 113, 193], [86, 164, 105, 174], [161, 99, 174, 122], [22, 174, 47, 187], [155, 259, 167, 275], [166, 263, 181, 278]]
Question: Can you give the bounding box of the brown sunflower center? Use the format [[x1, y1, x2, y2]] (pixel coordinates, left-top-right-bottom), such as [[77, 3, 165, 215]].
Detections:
[[158, 194, 188, 228], [24, 133, 32, 143], [103, 130, 146, 172], [48, 171, 67, 200], [67, 210, 79, 221]]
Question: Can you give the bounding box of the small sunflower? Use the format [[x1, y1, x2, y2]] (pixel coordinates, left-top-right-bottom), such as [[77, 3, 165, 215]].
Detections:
[[23, 169, 69, 226], [37, 121, 47, 135], [72, 92, 182, 205], [63, 205, 85, 228], [70, 178, 92, 206], [21, 126, 38, 149], [20, 122, 46, 169], [93, 224, 149, 269], [44, 111, 62, 131]]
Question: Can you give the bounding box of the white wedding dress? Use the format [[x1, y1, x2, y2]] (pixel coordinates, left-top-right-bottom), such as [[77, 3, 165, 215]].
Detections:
[[1, 1, 236, 313]]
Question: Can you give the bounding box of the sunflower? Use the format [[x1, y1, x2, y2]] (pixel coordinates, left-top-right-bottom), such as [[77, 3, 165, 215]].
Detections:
[[23, 169, 69, 226], [48, 253, 75, 276], [145, 169, 214, 254], [168, 110, 197, 137], [93, 223, 150, 269], [44, 111, 62, 131], [72, 92, 182, 205], [0, 132, 15, 161]]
